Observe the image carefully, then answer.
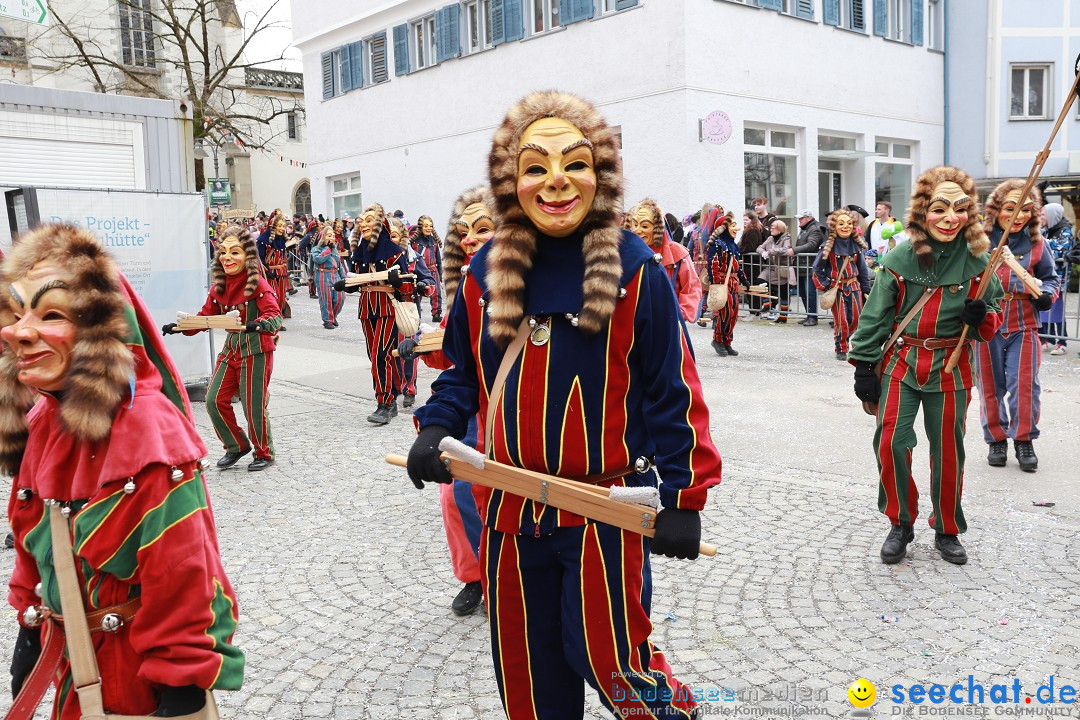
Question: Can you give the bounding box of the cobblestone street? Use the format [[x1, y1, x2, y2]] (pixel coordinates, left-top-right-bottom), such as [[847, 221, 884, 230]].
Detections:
[[4, 293, 1079, 719]]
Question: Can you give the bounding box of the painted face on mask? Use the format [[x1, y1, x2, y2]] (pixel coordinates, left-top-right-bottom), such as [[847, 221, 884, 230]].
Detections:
[[218, 238, 247, 275], [925, 181, 973, 243], [420, 218, 433, 236], [1, 262, 78, 393], [274, 220, 286, 235], [631, 207, 659, 247], [361, 211, 378, 240], [835, 214, 855, 239], [390, 223, 407, 249], [516, 118, 598, 238], [456, 202, 496, 257], [997, 189, 1034, 234]]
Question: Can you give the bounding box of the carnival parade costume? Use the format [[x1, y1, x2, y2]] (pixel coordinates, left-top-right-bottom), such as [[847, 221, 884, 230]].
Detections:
[[411, 215, 444, 322], [409, 92, 721, 719], [702, 207, 749, 356], [2, 225, 243, 718], [973, 180, 1059, 471], [390, 217, 434, 406], [312, 231, 346, 328], [849, 167, 1004, 565], [626, 198, 702, 323], [813, 209, 872, 359], [167, 225, 282, 471], [257, 212, 291, 324]]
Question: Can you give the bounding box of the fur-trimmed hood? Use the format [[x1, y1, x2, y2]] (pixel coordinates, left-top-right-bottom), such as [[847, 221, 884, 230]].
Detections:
[[821, 208, 869, 260], [212, 224, 261, 297], [443, 185, 495, 315], [485, 91, 623, 347], [982, 177, 1043, 248], [351, 202, 388, 250], [626, 197, 665, 249], [411, 215, 441, 248], [905, 166, 990, 264]]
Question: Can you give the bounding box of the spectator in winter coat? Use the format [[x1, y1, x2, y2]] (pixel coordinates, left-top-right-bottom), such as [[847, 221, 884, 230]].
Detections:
[[791, 210, 825, 326]]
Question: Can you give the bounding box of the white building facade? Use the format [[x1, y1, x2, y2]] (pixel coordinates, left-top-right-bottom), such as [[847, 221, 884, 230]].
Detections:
[[294, 0, 945, 229]]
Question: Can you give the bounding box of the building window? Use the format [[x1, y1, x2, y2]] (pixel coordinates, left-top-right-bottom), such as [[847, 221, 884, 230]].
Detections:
[[780, 0, 815, 19], [294, 181, 311, 216], [463, 0, 493, 52], [927, 0, 943, 50], [527, 0, 562, 34], [875, 138, 915, 221], [744, 124, 799, 227], [412, 14, 437, 69], [118, 0, 157, 68], [0, 33, 28, 62], [287, 112, 300, 140], [840, 0, 866, 31], [332, 174, 363, 219], [365, 32, 389, 83], [1010, 64, 1050, 120], [885, 0, 911, 42]]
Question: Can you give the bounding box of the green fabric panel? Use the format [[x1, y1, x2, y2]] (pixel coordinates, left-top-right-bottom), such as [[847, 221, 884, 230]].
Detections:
[[207, 579, 245, 690]]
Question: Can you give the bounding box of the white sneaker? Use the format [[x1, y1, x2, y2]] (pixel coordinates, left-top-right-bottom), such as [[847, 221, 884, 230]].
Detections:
[[1050, 345, 1066, 356]]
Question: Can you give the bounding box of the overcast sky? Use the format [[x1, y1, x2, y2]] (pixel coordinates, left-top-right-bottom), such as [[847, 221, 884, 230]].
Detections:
[[239, 0, 302, 71]]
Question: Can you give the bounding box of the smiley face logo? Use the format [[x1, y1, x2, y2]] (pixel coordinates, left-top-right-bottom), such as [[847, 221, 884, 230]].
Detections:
[[848, 679, 876, 708]]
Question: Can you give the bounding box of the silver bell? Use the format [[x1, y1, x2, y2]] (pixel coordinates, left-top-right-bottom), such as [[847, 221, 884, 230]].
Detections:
[[198, 457, 208, 471], [171, 467, 184, 481], [16, 488, 31, 501], [22, 606, 43, 627], [528, 317, 537, 328], [478, 297, 486, 307], [101, 613, 124, 633], [652, 253, 663, 264], [60, 505, 72, 518], [34, 582, 42, 597], [123, 479, 136, 494], [634, 456, 651, 473], [570, 316, 579, 327], [618, 288, 627, 299]]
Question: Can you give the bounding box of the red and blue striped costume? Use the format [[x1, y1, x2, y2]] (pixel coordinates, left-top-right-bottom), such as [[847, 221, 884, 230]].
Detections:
[[395, 252, 435, 398], [813, 239, 871, 353], [415, 231, 721, 719], [412, 231, 443, 320], [312, 244, 345, 325], [703, 211, 748, 346], [352, 228, 410, 405], [257, 228, 290, 316], [974, 228, 1060, 443]]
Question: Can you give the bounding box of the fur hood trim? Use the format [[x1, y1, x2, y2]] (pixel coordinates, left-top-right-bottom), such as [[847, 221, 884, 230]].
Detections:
[[982, 177, 1042, 248], [627, 198, 665, 248], [486, 91, 624, 346], [411, 215, 441, 246], [212, 224, 261, 297], [821, 208, 868, 260], [443, 185, 495, 315], [0, 225, 135, 473], [905, 166, 989, 263], [352, 203, 388, 249]]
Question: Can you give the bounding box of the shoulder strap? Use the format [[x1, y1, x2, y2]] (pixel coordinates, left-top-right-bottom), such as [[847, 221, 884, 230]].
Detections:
[[49, 504, 108, 720], [882, 286, 937, 356], [484, 318, 532, 455]]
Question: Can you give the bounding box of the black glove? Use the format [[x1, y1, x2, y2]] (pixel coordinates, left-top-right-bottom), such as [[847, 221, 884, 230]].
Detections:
[[342, 281, 361, 294], [1032, 292, 1054, 311], [387, 267, 404, 289], [245, 321, 263, 333], [10, 625, 41, 698], [960, 298, 987, 328], [407, 425, 453, 489], [415, 282, 429, 295], [160, 323, 178, 336], [155, 684, 205, 717], [333, 279, 346, 292], [853, 361, 881, 403], [650, 508, 701, 560], [397, 338, 419, 360]]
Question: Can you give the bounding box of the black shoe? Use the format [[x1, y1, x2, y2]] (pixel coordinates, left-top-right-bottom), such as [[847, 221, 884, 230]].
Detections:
[[880, 524, 914, 564], [803, 317, 818, 326], [724, 345, 739, 357], [402, 394, 415, 409], [287, 288, 298, 296], [332, 321, 339, 327], [934, 533, 968, 565], [987, 440, 1008, 467], [432, 313, 443, 323], [797, 317, 809, 325], [451, 581, 483, 616], [279, 325, 287, 331], [835, 351, 848, 361], [323, 322, 335, 329], [247, 457, 275, 472], [1014, 440, 1038, 472], [4, 532, 13, 549], [389, 400, 398, 418], [829, 320, 835, 328], [711, 340, 728, 357], [367, 404, 392, 425], [216, 447, 251, 468]]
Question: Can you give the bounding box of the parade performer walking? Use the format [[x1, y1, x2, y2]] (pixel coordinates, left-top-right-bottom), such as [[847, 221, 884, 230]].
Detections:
[[164, 225, 282, 471], [974, 180, 1059, 471], [390, 216, 433, 409], [703, 206, 748, 357], [849, 167, 1004, 565], [411, 215, 444, 322], [313, 224, 346, 329], [814, 208, 872, 360], [627, 198, 702, 322], [408, 91, 722, 719], [257, 211, 291, 329], [2, 224, 244, 718]]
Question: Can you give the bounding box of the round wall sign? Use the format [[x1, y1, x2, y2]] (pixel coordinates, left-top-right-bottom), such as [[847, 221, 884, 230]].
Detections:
[[702, 110, 733, 145]]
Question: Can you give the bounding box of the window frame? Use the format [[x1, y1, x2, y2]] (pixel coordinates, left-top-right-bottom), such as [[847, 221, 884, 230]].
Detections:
[[410, 13, 437, 70], [525, 0, 562, 37], [927, 0, 943, 51], [743, 122, 800, 228], [364, 31, 390, 84], [840, 0, 867, 33], [118, 0, 158, 69], [287, 112, 300, 141], [331, 173, 363, 220], [462, 0, 495, 54], [1009, 63, 1052, 121]]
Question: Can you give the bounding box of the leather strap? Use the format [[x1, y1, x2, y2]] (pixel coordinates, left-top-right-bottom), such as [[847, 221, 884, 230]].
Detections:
[[51, 598, 142, 634], [484, 318, 532, 456], [881, 286, 938, 360], [571, 465, 636, 485], [899, 334, 961, 350], [3, 620, 66, 720], [1001, 292, 1027, 301]]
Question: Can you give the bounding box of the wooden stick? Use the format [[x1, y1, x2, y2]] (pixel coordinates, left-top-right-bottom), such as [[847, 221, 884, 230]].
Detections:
[[999, 247, 1044, 296], [945, 64, 1080, 372], [391, 330, 444, 357], [386, 454, 717, 557], [343, 270, 415, 288], [175, 315, 243, 330]]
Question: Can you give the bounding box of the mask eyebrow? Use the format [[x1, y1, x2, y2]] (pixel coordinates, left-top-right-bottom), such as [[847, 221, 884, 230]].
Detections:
[[30, 280, 69, 310], [7, 284, 25, 308], [518, 142, 548, 158], [561, 138, 594, 155], [475, 214, 495, 225]]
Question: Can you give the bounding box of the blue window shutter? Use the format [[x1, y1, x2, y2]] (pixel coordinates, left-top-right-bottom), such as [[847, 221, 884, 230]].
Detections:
[[796, 0, 814, 19], [873, 0, 886, 35], [615, 0, 638, 8], [757, 0, 783, 10], [823, 0, 839, 25], [350, 41, 364, 88], [393, 23, 410, 75], [436, 4, 461, 63], [447, 4, 462, 58], [339, 46, 352, 92], [503, 0, 524, 42], [911, 0, 923, 45], [851, 0, 866, 30], [370, 32, 388, 83], [321, 52, 334, 99], [563, 0, 594, 25], [491, 0, 506, 45]]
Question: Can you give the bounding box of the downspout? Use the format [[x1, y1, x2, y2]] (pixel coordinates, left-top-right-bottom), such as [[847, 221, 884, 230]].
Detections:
[[984, 0, 998, 172], [943, 0, 950, 164]]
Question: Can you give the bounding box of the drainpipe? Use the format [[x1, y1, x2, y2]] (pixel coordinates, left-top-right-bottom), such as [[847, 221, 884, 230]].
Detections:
[[943, 0, 950, 164], [984, 0, 998, 172]]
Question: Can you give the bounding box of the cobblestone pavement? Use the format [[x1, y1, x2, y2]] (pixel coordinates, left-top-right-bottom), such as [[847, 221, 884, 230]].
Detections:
[[3, 292, 1079, 719]]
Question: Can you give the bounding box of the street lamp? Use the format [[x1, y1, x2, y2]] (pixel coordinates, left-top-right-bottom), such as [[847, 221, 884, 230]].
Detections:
[[193, 139, 220, 180]]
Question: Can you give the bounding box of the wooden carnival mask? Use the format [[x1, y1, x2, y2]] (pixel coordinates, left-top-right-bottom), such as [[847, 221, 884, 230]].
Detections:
[[456, 202, 496, 257], [516, 118, 598, 238], [926, 182, 973, 243], [2, 262, 77, 393], [218, 237, 247, 276]]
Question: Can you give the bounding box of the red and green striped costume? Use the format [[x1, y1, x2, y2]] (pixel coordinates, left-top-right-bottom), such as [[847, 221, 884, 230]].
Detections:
[[849, 238, 1003, 534]]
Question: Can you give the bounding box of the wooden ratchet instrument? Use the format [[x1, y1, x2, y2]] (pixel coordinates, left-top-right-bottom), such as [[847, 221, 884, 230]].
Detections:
[[343, 270, 415, 287]]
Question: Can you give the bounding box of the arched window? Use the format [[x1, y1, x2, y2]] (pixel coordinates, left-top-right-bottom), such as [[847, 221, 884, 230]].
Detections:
[[294, 181, 312, 216]]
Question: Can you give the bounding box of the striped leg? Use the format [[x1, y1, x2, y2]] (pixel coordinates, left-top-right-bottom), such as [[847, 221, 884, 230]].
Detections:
[[362, 316, 400, 405], [1006, 329, 1042, 441], [397, 348, 418, 395], [439, 481, 482, 583], [834, 289, 863, 353], [430, 264, 443, 318], [206, 354, 249, 454], [875, 374, 921, 527], [330, 286, 344, 324], [975, 334, 1009, 443], [316, 272, 333, 324], [923, 387, 970, 535], [239, 352, 275, 460], [830, 297, 845, 353]]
